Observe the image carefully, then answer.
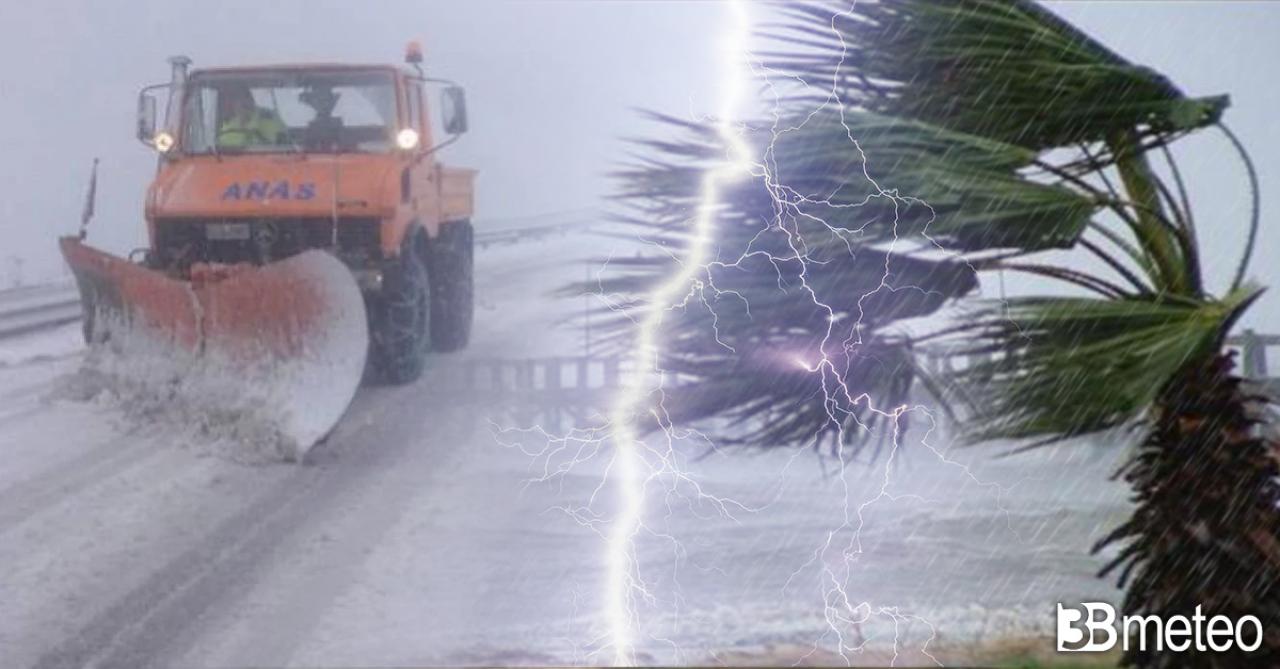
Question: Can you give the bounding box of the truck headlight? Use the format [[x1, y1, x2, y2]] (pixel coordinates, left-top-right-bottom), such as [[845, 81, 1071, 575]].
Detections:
[[396, 128, 419, 150], [153, 131, 175, 153]]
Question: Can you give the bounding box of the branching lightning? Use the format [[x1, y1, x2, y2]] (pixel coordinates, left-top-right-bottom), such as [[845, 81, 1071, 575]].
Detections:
[[496, 2, 1037, 665], [603, 3, 754, 664]]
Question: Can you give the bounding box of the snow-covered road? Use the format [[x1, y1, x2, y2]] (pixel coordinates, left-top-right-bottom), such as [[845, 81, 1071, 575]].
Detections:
[[1, 232, 1131, 667]]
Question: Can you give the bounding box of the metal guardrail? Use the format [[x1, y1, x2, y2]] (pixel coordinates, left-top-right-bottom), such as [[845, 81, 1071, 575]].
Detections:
[[428, 355, 628, 430], [448, 336, 1280, 429], [446, 356, 625, 397], [921, 332, 1280, 396], [476, 220, 591, 248], [0, 281, 81, 339], [0, 219, 595, 341], [1226, 331, 1280, 396]]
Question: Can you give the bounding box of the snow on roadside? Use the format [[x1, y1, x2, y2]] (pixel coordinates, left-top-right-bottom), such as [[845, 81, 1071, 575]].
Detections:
[[0, 322, 84, 367]]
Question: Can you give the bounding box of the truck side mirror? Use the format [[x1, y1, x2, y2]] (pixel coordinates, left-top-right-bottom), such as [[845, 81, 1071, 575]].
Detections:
[[137, 93, 158, 144], [442, 86, 468, 135]]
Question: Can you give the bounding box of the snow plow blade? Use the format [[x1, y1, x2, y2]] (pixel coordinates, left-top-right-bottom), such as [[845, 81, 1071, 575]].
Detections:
[[59, 236, 368, 460]]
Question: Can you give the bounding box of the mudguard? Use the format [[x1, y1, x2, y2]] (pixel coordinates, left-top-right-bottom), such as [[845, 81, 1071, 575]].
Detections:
[[59, 236, 368, 460]]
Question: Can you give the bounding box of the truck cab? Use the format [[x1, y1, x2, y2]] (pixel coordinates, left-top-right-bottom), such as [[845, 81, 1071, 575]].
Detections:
[[134, 46, 476, 383]]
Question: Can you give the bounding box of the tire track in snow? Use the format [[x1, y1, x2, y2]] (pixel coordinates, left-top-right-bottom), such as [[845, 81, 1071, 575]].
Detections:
[[0, 378, 54, 403], [0, 435, 156, 533], [0, 358, 79, 425], [193, 403, 473, 666], [30, 364, 474, 669], [0, 404, 50, 428], [24, 236, 584, 667]]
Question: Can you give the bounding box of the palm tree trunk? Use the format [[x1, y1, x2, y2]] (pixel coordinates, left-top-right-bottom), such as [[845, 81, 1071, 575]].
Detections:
[[1094, 351, 1280, 667]]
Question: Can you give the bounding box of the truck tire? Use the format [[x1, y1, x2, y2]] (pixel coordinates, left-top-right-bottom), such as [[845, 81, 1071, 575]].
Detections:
[[368, 237, 431, 385], [430, 220, 473, 352]]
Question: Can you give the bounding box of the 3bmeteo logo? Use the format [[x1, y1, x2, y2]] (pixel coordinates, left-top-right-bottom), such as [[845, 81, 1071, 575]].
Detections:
[[1056, 603, 1264, 653]]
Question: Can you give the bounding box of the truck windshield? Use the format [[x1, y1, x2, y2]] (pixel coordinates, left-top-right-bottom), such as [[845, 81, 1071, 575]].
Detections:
[[181, 70, 398, 155]]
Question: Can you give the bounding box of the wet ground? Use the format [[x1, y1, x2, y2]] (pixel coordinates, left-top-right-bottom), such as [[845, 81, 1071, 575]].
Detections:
[[0, 231, 1129, 666]]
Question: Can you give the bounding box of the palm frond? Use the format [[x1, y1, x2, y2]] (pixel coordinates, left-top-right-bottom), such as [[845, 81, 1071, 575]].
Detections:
[[582, 114, 983, 449], [943, 287, 1262, 443], [764, 0, 1229, 152], [642, 241, 976, 452], [769, 112, 1099, 251], [619, 111, 1100, 255]]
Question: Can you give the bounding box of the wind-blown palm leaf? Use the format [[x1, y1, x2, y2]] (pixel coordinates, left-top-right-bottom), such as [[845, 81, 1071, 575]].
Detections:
[[766, 0, 1229, 152], [580, 231, 979, 447], [636, 241, 976, 451], [579, 114, 982, 447], [944, 287, 1261, 443], [767, 112, 1098, 251], [620, 110, 1099, 255]]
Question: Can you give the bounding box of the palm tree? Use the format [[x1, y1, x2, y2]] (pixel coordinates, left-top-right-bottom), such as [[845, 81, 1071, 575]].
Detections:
[[590, 1, 1280, 666]]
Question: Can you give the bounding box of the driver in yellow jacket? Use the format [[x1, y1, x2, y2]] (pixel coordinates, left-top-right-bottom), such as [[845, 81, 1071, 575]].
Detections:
[[217, 85, 286, 148]]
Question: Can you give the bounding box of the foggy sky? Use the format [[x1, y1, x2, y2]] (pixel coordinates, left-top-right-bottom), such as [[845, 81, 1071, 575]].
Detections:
[[1, 1, 1276, 328], [0, 0, 727, 280]]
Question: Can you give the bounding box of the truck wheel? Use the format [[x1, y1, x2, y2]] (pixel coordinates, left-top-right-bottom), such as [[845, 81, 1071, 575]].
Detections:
[[368, 238, 431, 385], [430, 220, 473, 352]]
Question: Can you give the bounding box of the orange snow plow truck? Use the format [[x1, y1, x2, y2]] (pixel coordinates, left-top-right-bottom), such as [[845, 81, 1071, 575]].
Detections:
[[61, 45, 475, 459]]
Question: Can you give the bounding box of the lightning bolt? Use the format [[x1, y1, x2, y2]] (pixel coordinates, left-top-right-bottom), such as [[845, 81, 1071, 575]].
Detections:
[[603, 2, 754, 664], [495, 2, 1038, 665], [731, 5, 1034, 663]]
